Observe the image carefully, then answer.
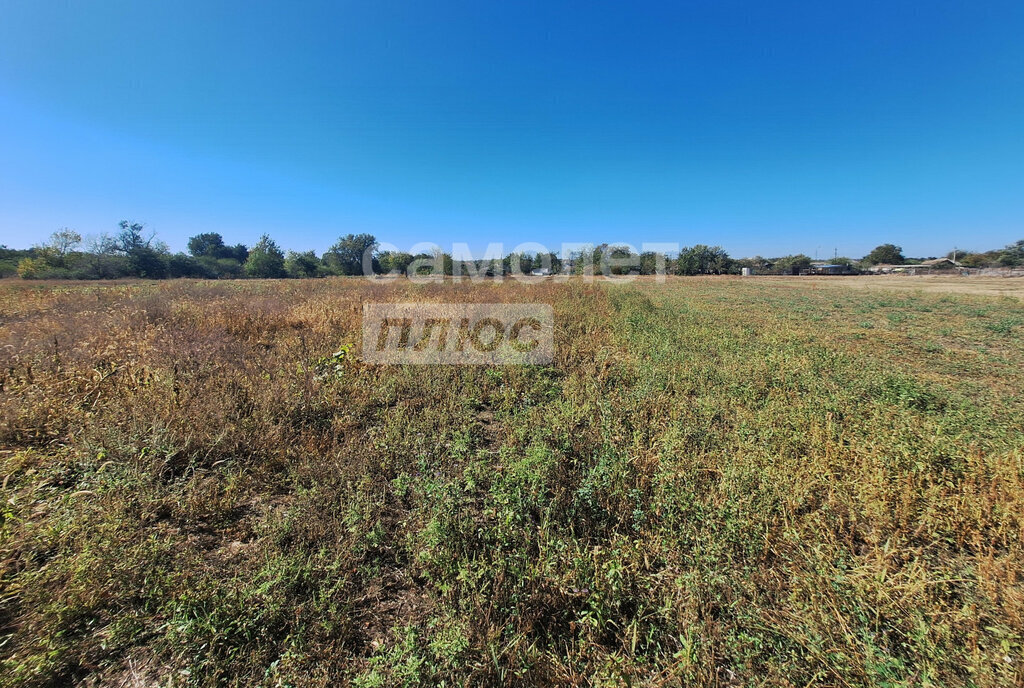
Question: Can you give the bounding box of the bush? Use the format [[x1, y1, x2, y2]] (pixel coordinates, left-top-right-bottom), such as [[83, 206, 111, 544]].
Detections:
[[285, 250, 322, 278], [167, 253, 206, 278], [245, 235, 287, 278], [16, 257, 47, 279]]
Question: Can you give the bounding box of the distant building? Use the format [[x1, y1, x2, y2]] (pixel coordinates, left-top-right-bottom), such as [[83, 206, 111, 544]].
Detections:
[[867, 264, 912, 274], [806, 263, 852, 275], [530, 268, 552, 276], [867, 259, 964, 275], [920, 258, 962, 271]]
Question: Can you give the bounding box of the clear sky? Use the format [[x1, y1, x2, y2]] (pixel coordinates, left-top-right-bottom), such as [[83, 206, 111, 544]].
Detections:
[[1, 1, 1023, 259]]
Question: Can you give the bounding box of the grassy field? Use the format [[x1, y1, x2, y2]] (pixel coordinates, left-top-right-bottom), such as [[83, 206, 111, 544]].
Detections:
[[750, 275, 1024, 299], [1, 277, 1023, 687]]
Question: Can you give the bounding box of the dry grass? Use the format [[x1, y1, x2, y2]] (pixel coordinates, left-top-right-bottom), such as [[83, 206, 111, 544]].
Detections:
[[1, 277, 1022, 687], [746, 274, 1024, 299]]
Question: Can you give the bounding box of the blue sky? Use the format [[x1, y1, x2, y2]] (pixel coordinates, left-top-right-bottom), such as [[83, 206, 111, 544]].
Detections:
[[1, 1, 1022, 258]]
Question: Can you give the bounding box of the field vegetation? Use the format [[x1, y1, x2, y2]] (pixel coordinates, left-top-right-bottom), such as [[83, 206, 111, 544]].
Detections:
[[1, 278, 1022, 686]]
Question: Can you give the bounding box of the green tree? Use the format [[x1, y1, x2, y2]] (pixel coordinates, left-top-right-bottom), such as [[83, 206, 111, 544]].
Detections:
[[507, 251, 535, 275], [638, 251, 668, 275], [675, 245, 731, 275], [603, 245, 641, 275], [30, 228, 83, 272], [245, 235, 286, 278], [284, 250, 321, 278], [863, 244, 904, 265], [377, 251, 414, 276], [187, 234, 248, 278], [167, 253, 204, 278], [116, 221, 149, 255], [0, 246, 34, 278], [74, 234, 132, 279], [225, 244, 249, 263], [322, 233, 378, 276], [113, 221, 168, 278], [48, 228, 82, 257], [773, 254, 813, 275], [704, 245, 732, 274], [187, 232, 228, 258], [212, 257, 246, 278], [674, 247, 698, 275], [17, 257, 47, 279], [533, 251, 562, 274], [130, 247, 169, 279], [997, 239, 1024, 267]]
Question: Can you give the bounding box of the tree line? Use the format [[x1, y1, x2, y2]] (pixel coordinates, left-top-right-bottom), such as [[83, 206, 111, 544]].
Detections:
[[2, 223, 1022, 279]]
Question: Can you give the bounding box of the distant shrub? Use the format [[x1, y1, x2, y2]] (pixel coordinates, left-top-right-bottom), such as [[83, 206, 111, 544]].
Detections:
[[16, 257, 47, 279]]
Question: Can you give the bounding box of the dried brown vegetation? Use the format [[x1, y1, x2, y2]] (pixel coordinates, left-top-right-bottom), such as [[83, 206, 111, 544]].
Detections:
[[1, 277, 1022, 686]]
